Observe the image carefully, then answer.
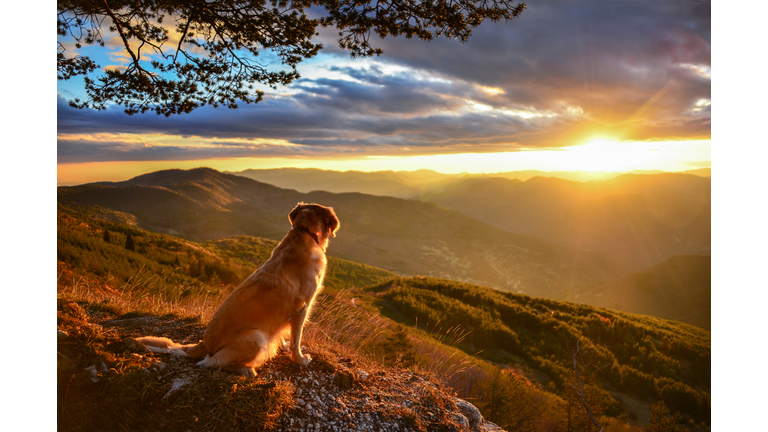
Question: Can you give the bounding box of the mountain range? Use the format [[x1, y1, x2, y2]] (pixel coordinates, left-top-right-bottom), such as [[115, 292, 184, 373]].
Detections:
[[58, 168, 631, 300], [57, 167, 711, 329], [425, 173, 711, 269], [232, 167, 711, 268], [231, 167, 710, 200]]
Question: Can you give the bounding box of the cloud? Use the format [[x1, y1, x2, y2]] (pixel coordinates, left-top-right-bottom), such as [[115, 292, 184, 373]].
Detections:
[[57, 138, 195, 163], [57, 0, 710, 164], [363, 0, 710, 121]]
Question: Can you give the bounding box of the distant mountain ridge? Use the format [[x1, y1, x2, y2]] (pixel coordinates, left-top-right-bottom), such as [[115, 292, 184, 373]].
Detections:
[[561, 254, 711, 330], [230, 167, 710, 200], [230, 167, 457, 199], [59, 167, 630, 300], [425, 173, 710, 269], [230, 167, 711, 268]]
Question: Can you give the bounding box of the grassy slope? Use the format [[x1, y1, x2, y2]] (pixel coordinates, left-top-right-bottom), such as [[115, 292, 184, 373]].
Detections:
[[360, 277, 710, 423], [57, 203, 710, 430], [58, 202, 397, 302]]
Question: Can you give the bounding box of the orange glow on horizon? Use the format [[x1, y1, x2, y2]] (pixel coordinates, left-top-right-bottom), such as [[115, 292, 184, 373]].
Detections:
[[57, 139, 711, 186]]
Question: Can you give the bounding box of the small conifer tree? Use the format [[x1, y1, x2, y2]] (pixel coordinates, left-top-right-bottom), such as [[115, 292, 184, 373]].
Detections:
[[125, 233, 135, 252], [646, 400, 684, 432], [102, 229, 111, 244]]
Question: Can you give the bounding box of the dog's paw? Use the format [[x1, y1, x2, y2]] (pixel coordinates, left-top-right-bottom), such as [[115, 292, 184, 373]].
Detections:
[[228, 365, 257, 377], [281, 339, 290, 353], [241, 367, 257, 377], [292, 354, 312, 366]]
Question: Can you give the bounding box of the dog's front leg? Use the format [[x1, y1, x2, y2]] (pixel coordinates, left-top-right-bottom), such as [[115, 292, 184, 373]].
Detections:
[[289, 304, 312, 365]]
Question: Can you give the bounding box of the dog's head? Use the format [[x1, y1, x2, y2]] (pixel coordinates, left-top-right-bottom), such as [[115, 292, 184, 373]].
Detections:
[[289, 202, 340, 241]]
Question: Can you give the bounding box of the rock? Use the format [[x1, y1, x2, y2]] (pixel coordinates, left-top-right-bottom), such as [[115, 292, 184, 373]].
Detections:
[[454, 398, 484, 431], [163, 376, 193, 400], [449, 399, 509, 432], [481, 421, 505, 432], [84, 365, 100, 383], [356, 370, 369, 380], [450, 411, 470, 431]]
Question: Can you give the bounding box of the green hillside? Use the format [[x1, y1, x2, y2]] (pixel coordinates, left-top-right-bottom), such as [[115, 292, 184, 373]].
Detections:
[[362, 276, 710, 423], [58, 167, 631, 299], [57, 202, 397, 301]]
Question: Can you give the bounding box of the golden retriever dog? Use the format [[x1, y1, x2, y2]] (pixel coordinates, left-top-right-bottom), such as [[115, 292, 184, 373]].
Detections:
[[136, 202, 340, 376]]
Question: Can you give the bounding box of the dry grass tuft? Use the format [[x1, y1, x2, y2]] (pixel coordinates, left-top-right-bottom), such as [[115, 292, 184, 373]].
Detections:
[[410, 320, 474, 387], [58, 266, 223, 322], [303, 290, 391, 360]]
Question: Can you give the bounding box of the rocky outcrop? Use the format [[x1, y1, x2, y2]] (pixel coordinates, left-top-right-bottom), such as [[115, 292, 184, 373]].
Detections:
[[454, 398, 505, 432], [57, 299, 506, 432]]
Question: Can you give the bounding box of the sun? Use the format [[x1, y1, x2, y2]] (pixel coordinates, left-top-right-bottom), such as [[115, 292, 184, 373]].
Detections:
[[558, 139, 655, 172], [555, 138, 710, 172]]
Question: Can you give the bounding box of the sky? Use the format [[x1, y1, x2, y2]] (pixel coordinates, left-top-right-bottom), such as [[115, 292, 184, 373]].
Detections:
[[56, 0, 712, 185]]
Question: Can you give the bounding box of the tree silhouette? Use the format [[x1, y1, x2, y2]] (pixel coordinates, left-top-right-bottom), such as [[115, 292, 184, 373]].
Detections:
[[567, 337, 607, 432], [125, 233, 135, 251], [102, 229, 111, 244], [645, 401, 684, 432], [57, 0, 527, 116], [472, 368, 548, 431]]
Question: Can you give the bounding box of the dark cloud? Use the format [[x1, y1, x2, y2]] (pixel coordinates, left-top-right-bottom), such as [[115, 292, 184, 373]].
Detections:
[[57, 138, 259, 163], [57, 0, 710, 163], [293, 77, 460, 116], [364, 0, 710, 121]]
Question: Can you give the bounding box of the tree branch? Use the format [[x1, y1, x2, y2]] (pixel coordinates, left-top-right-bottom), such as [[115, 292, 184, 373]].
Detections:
[[102, 0, 140, 67], [569, 338, 604, 432]]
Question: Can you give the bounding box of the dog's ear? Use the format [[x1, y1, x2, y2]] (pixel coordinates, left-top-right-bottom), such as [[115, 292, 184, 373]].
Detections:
[[325, 209, 340, 238], [289, 202, 306, 225]]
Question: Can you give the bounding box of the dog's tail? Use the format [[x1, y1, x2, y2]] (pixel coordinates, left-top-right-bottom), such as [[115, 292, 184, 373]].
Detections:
[[135, 336, 207, 359]]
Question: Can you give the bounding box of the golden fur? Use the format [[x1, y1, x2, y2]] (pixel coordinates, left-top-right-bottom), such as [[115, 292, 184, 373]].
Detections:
[[137, 202, 340, 376]]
